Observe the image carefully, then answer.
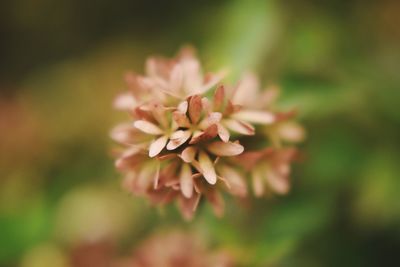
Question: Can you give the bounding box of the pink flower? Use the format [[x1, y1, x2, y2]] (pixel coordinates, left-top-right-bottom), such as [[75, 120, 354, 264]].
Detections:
[[120, 231, 234, 267], [111, 47, 304, 219]]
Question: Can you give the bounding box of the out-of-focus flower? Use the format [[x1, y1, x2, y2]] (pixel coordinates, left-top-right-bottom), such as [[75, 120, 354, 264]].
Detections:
[[111, 47, 304, 219], [59, 231, 234, 267], [115, 231, 234, 267]]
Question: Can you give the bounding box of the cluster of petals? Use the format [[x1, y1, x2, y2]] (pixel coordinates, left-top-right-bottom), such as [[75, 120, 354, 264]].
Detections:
[[111, 47, 304, 220]]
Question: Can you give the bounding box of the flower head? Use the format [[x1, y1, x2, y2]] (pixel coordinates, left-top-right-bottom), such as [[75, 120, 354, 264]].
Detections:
[[111, 47, 304, 219], [121, 231, 234, 267]]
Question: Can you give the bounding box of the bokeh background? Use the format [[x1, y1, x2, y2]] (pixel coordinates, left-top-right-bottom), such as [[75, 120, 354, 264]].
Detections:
[[1, 0, 400, 266]]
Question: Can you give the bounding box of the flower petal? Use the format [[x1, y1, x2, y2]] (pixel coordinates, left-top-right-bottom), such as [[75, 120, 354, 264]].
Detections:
[[113, 92, 136, 110], [277, 122, 306, 143], [153, 162, 161, 189], [232, 72, 259, 106], [172, 111, 191, 128], [181, 57, 203, 95], [169, 64, 183, 93], [199, 151, 217, 184], [189, 124, 218, 144], [224, 119, 255, 135], [217, 124, 230, 142], [266, 168, 290, 194], [133, 120, 163, 135], [177, 100, 188, 113], [149, 135, 168, 157], [213, 84, 225, 111], [218, 165, 247, 197], [188, 95, 203, 124], [133, 164, 155, 194], [252, 169, 264, 197], [198, 112, 222, 129], [180, 164, 193, 198], [178, 193, 201, 221], [180, 146, 197, 163], [198, 70, 227, 95], [110, 123, 135, 144], [233, 110, 275, 124], [166, 130, 192, 150], [205, 190, 224, 217], [206, 141, 244, 157], [150, 103, 168, 129]]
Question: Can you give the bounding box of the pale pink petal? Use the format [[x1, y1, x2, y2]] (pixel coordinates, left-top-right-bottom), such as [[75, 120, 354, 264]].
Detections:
[[218, 165, 247, 197], [198, 112, 222, 129], [180, 146, 197, 163], [169, 64, 183, 93], [252, 169, 264, 197], [153, 76, 170, 91], [206, 141, 244, 156], [188, 95, 202, 124], [150, 103, 168, 129], [266, 169, 290, 194], [277, 122, 306, 143], [197, 70, 227, 94], [223, 119, 255, 135], [133, 164, 154, 194], [259, 85, 280, 107], [137, 76, 156, 90], [199, 151, 217, 184], [110, 123, 134, 144], [181, 58, 203, 95], [232, 72, 259, 106], [217, 123, 230, 142], [177, 100, 188, 113], [121, 146, 142, 158], [232, 110, 275, 124], [113, 92, 136, 110], [145, 57, 159, 77], [133, 120, 163, 135], [115, 148, 142, 170], [166, 130, 191, 150], [153, 162, 161, 189], [169, 129, 186, 139], [178, 193, 201, 221], [180, 164, 193, 198], [206, 190, 224, 217], [149, 135, 168, 157]]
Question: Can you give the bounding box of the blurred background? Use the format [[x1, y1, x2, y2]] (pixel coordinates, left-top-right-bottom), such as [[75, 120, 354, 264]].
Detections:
[[1, 0, 400, 266]]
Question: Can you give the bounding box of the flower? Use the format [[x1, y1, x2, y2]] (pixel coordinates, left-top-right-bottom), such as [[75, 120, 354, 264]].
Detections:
[[66, 231, 234, 267], [118, 231, 234, 267], [111, 47, 304, 219]]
